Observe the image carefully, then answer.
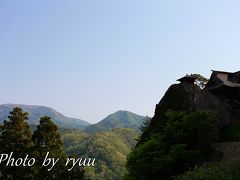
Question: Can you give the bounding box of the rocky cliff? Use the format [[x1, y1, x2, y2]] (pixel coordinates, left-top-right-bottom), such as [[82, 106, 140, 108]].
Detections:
[[139, 81, 238, 145]]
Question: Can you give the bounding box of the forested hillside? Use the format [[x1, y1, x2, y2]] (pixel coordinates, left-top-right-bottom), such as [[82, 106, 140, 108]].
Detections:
[[84, 111, 145, 134], [0, 105, 145, 179], [0, 107, 84, 179], [62, 128, 139, 180]]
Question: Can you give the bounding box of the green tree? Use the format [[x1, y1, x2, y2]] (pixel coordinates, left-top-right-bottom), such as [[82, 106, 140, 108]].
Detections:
[[0, 107, 32, 179], [190, 73, 209, 89], [32, 116, 84, 179], [139, 116, 151, 133], [124, 111, 218, 180], [176, 161, 240, 180]]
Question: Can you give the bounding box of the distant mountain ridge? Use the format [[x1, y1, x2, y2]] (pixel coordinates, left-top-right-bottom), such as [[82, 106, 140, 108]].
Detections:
[[84, 110, 146, 134], [0, 104, 90, 129], [0, 104, 146, 132]]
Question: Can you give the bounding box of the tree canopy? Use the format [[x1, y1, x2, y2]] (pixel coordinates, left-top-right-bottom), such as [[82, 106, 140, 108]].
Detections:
[[0, 108, 84, 180], [0, 107, 32, 179], [190, 73, 209, 89], [124, 110, 218, 180]]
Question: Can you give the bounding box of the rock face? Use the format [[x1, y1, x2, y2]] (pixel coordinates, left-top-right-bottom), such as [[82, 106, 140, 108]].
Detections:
[[139, 79, 239, 145], [213, 142, 240, 161], [139, 82, 198, 144], [195, 90, 232, 127]]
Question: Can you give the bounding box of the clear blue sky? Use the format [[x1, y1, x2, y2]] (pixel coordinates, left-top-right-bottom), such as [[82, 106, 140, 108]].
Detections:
[[1, 1, 240, 123]]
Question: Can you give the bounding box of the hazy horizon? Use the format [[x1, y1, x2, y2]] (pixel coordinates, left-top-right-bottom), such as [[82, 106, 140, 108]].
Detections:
[[1, 1, 240, 123]]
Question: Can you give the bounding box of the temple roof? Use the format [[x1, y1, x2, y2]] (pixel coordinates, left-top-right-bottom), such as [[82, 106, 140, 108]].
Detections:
[[205, 70, 240, 91], [177, 75, 196, 83], [211, 70, 233, 74]]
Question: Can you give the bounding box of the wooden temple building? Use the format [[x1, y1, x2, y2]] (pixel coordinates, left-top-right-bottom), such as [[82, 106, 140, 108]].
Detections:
[[205, 70, 240, 91], [204, 70, 240, 109]]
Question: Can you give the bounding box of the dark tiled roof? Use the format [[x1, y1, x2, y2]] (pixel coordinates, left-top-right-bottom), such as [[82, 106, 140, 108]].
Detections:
[[205, 70, 240, 91], [177, 75, 197, 82]]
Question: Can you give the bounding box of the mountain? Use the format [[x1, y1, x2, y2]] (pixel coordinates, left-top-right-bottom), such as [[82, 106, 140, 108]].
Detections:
[[84, 110, 146, 134], [0, 104, 90, 129], [62, 128, 139, 180]]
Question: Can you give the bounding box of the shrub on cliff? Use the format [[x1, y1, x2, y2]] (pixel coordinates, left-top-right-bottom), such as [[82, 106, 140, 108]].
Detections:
[[124, 110, 218, 180], [176, 161, 240, 180]]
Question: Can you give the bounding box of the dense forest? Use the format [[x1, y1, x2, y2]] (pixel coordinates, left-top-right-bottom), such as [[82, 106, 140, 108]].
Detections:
[[0, 107, 141, 180], [0, 107, 84, 179], [62, 128, 138, 179]]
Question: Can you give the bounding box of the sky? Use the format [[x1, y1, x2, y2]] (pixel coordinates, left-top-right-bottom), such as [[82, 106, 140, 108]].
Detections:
[[1, 0, 240, 123]]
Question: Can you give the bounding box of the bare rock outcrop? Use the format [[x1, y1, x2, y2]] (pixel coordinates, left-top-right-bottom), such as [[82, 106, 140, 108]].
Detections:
[[138, 81, 238, 145], [195, 90, 232, 127]]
